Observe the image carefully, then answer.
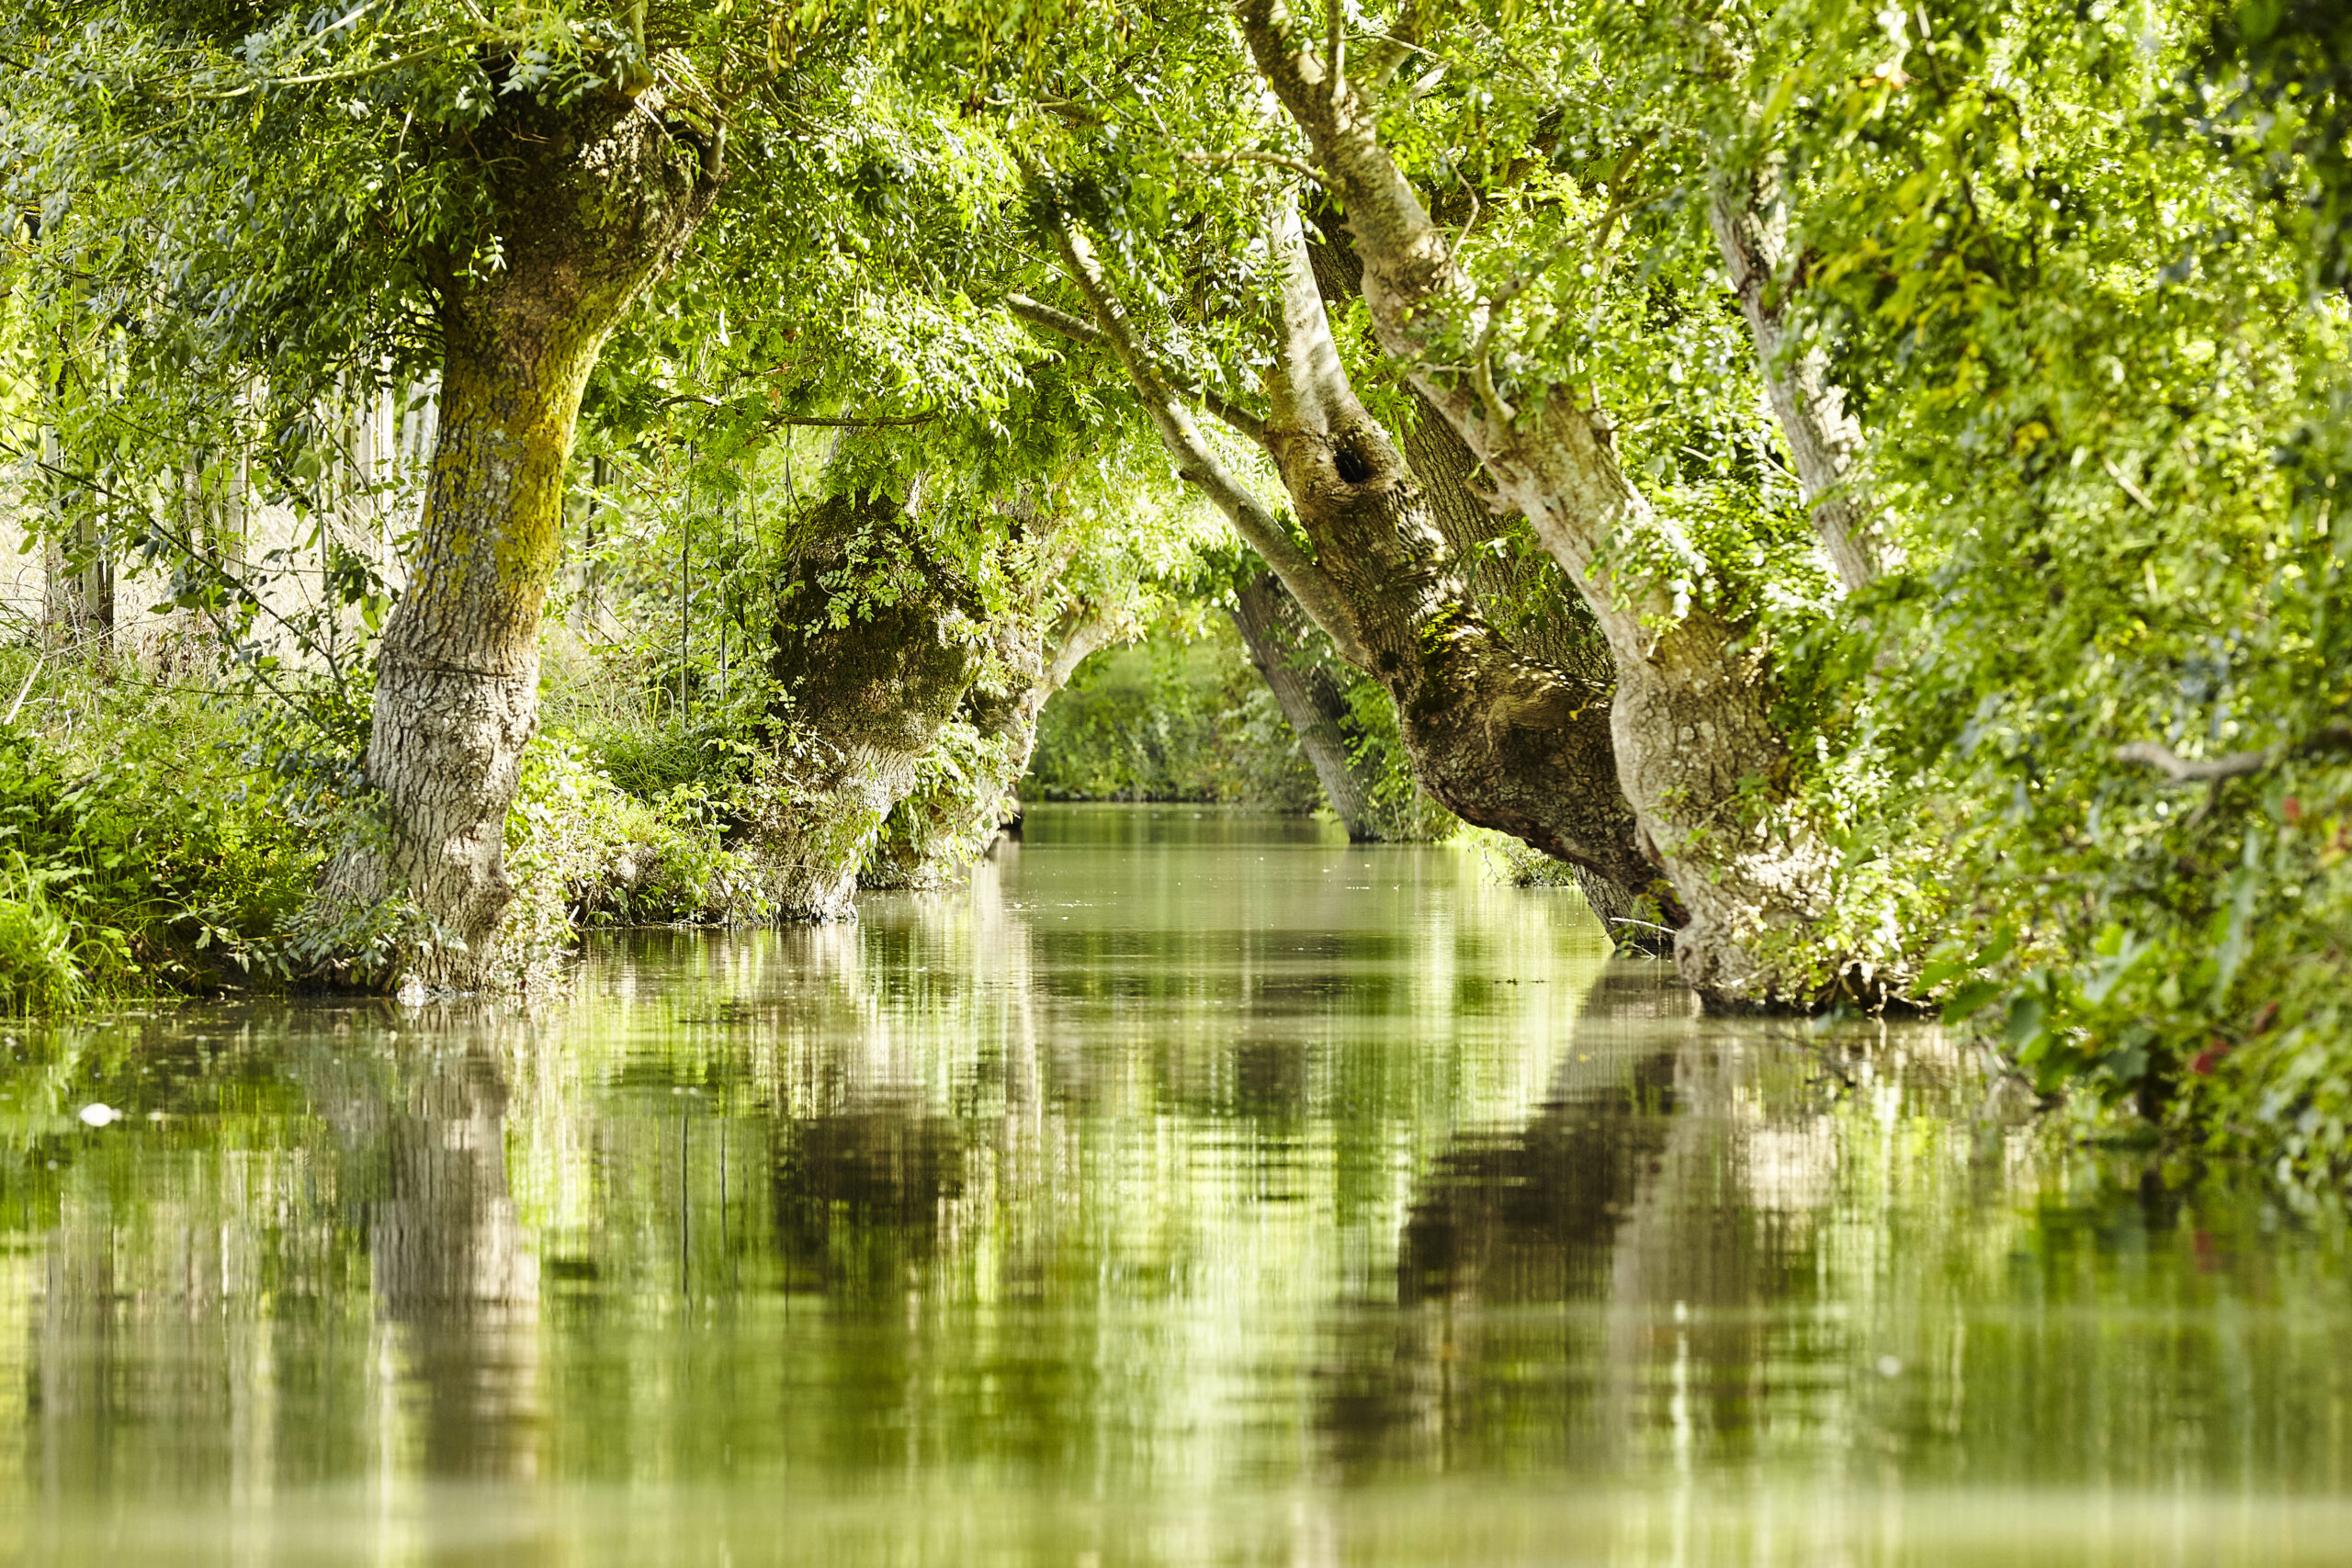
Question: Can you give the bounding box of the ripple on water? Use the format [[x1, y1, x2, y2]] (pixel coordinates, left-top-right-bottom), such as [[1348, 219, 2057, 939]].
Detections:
[[0, 805, 2344, 1566]]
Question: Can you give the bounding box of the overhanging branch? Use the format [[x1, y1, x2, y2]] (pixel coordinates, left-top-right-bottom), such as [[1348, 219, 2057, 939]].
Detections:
[[2116, 727, 2352, 784], [1007, 292, 1268, 446], [1039, 211, 1367, 665]]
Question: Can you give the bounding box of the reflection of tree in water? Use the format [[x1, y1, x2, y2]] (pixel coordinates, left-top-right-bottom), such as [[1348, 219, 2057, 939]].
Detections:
[[354, 1025, 540, 1482], [773, 1100, 966, 1302], [1322, 969, 1825, 1475], [1394, 1049, 1679, 1304]]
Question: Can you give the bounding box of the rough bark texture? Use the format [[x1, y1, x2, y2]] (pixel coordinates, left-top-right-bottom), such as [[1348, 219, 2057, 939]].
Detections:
[[320, 85, 721, 987], [1306, 230, 1614, 686], [1707, 166, 1879, 594], [747, 492, 986, 919], [863, 604, 1116, 889], [1229, 572, 1383, 840], [1238, 3, 1837, 1003], [1041, 214, 1671, 931]]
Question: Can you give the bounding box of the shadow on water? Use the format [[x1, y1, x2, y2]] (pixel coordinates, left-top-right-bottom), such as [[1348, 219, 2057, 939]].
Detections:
[[1, 806, 2349, 1565]]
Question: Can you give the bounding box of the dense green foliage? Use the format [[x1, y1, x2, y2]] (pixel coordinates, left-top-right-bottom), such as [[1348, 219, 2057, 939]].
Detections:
[[1026, 626, 1323, 807], [5, 0, 2352, 1183]]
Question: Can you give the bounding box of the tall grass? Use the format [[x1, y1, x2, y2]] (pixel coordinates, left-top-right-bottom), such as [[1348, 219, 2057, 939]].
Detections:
[[0, 853, 112, 1015]]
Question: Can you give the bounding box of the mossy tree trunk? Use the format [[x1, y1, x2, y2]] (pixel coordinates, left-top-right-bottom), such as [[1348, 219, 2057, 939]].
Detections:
[[863, 603, 1117, 890], [322, 86, 720, 987], [1239, 6, 1838, 1002], [749, 491, 987, 919]]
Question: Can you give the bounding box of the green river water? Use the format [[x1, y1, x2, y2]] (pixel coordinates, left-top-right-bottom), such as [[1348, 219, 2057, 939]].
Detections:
[[2, 805, 2348, 1565]]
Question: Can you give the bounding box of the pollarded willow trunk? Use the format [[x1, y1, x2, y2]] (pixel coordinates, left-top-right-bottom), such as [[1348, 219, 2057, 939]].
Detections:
[[1230, 572, 1384, 840], [747, 491, 986, 919], [316, 85, 720, 987], [863, 604, 1117, 889], [1238, 1, 1839, 1004], [1032, 220, 1674, 931]]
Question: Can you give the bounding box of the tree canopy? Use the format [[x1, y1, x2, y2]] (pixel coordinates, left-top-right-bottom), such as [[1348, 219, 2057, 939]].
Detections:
[[4, 0, 2352, 1179]]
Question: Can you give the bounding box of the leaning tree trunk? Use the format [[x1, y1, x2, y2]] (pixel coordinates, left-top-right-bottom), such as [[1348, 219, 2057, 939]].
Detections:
[[1229, 572, 1385, 840], [1304, 225, 1617, 691], [1708, 164, 1880, 594], [863, 604, 1118, 890], [1238, 4, 1838, 1004], [314, 86, 720, 988], [748, 491, 986, 919], [1031, 220, 1674, 932]]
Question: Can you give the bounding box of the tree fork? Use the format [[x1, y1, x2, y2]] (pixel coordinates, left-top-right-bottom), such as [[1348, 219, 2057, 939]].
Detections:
[[1257, 199, 1668, 922], [1237, 1, 1844, 1004]]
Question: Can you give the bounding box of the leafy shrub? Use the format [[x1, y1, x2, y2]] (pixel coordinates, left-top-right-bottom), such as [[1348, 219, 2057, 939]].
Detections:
[[0, 853, 120, 1015], [502, 733, 773, 972], [0, 668, 319, 998]]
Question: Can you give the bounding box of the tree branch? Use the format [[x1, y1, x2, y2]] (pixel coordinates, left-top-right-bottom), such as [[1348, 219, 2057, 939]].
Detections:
[[1040, 211, 1368, 664], [1007, 291, 1269, 446], [2116, 728, 2352, 784], [1006, 292, 1105, 347], [2115, 741, 2274, 783], [1182, 148, 1323, 183]]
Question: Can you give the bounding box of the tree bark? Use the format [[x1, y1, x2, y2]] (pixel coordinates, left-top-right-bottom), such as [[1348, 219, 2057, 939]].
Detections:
[[1229, 571, 1384, 840], [748, 491, 986, 918], [1306, 228, 1614, 686], [863, 604, 1118, 889], [1238, 3, 1838, 1003], [1035, 214, 1672, 931], [320, 85, 721, 987], [1707, 164, 1879, 594]]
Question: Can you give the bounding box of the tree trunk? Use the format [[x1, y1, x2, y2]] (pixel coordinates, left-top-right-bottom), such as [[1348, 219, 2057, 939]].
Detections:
[[748, 492, 985, 919], [863, 604, 1118, 889], [1035, 218, 1673, 933], [1305, 227, 1616, 689], [316, 86, 720, 988], [1238, 5, 1838, 1003], [43, 491, 110, 655], [1229, 571, 1384, 840]]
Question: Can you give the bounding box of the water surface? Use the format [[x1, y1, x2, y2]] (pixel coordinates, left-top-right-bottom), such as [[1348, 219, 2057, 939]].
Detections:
[[2, 805, 2347, 1564]]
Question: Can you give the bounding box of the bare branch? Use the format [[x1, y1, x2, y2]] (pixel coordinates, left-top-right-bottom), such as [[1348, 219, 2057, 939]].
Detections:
[[2115, 741, 2274, 784], [1183, 149, 1324, 183], [1006, 293, 1107, 347], [766, 412, 936, 429], [2100, 453, 2156, 513], [2116, 728, 2352, 784]]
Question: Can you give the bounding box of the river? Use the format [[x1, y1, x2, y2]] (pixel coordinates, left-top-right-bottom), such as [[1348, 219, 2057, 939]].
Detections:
[[2, 805, 2347, 1564]]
